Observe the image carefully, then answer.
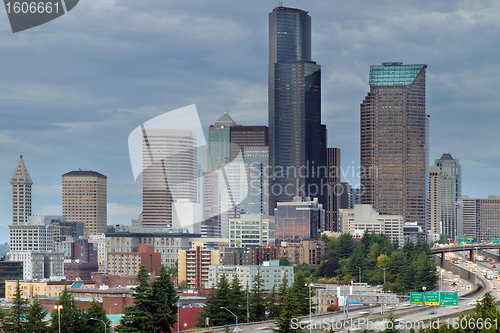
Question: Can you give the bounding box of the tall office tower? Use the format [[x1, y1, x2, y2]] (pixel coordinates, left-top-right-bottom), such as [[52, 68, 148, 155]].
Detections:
[[268, 5, 327, 208], [429, 165, 442, 235], [208, 111, 237, 172], [229, 126, 268, 160], [360, 62, 428, 230], [435, 153, 461, 237], [141, 129, 198, 228], [10, 156, 33, 225], [62, 171, 107, 237], [274, 197, 324, 243], [326, 148, 341, 231]]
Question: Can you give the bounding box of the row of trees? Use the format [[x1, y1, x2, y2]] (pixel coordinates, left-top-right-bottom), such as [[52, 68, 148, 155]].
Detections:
[[195, 271, 313, 329], [0, 264, 179, 333], [0, 280, 109, 333], [294, 231, 438, 294]]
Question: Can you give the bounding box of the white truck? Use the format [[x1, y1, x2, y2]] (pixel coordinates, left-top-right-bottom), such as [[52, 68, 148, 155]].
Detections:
[[487, 271, 494, 280], [476, 255, 485, 262]]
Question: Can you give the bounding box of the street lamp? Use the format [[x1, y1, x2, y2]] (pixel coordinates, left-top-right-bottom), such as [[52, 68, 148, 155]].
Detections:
[[109, 303, 117, 314], [305, 283, 313, 333], [356, 266, 361, 283], [382, 268, 386, 285], [220, 307, 238, 331], [90, 317, 107, 333], [54, 305, 63, 333]]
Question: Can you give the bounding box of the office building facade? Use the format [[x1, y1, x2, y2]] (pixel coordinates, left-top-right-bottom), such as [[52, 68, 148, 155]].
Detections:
[[229, 214, 275, 248], [141, 129, 198, 228], [269, 5, 327, 207], [460, 195, 500, 241], [274, 197, 324, 242], [62, 170, 107, 236], [326, 148, 341, 231], [360, 62, 429, 230]]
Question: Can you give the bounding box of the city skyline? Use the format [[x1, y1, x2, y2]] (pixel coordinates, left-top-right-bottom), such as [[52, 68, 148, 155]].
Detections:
[[1, 1, 499, 242]]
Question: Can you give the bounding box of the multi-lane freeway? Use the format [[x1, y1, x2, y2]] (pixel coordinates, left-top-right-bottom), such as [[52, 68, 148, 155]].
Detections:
[[230, 254, 497, 333]]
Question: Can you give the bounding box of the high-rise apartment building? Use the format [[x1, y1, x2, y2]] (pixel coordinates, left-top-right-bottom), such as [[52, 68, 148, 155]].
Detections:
[[10, 156, 32, 225], [360, 62, 429, 230], [269, 5, 327, 208], [141, 129, 198, 228], [62, 170, 107, 237]]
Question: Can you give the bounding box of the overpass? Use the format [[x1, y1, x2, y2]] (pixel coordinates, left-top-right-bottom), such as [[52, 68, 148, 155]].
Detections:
[[431, 243, 500, 266]]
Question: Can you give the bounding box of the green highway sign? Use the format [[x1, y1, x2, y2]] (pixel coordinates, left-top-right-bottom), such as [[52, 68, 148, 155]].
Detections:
[[458, 241, 464, 246], [466, 241, 472, 245], [425, 292, 440, 306], [467, 236, 473, 240], [493, 238, 499, 244], [410, 292, 424, 305], [440, 292, 458, 306]]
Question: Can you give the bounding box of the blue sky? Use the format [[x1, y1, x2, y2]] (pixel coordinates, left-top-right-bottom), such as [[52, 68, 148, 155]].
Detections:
[[1, 0, 499, 242]]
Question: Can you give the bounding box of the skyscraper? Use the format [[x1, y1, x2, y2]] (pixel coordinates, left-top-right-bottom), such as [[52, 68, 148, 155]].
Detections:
[[429, 153, 461, 237], [141, 129, 198, 228], [326, 148, 341, 231], [360, 62, 428, 230], [10, 155, 32, 225], [268, 5, 327, 207], [62, 170, 107, 236]]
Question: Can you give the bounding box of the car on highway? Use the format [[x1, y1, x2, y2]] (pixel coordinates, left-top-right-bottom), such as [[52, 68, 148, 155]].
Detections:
[[467, 284, 472, 289], [447, 271, 453, 274], [492, 285, 497, 289], [468, 301, 478, 305]]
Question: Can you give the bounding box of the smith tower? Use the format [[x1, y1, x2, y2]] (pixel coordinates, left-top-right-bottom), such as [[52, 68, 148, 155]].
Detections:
[[268, 5, 326, 207], [360, 62, 429, 230], [10, 155, 33, 225]]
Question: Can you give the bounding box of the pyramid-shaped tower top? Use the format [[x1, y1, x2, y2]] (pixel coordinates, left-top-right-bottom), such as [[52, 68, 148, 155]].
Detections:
[[214, 111, 237, 126], [10, 155, 33, 185]]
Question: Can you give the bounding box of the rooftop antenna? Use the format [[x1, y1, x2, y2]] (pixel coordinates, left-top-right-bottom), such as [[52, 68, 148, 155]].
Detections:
[[278, 2, 283, 7]]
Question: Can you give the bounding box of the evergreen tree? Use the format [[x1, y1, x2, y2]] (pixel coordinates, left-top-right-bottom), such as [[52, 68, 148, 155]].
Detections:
[[50, 286, 84, 333], [273, 288, 303, 333], [4, 279, 28, 333], [291, 271, 310, 316], [117, 265, 154, 332], [229, 274, 246, 324], [25, 295, 49, 333], [277, 274, 288, 309], [249, 270, 267, 322], [195, 274, 235, 328], [266, 285, 280, 320], [84, 299, 110, 333], [151, 265, 179, 333]]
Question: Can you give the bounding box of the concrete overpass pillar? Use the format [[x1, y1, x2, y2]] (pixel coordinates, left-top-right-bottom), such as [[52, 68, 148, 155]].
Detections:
[[470, 248, 473, 261], [441, 253, 444, 267]]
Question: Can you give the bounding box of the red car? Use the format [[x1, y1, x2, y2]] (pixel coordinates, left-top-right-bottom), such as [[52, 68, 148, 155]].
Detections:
[[493, 265, 497, 268]]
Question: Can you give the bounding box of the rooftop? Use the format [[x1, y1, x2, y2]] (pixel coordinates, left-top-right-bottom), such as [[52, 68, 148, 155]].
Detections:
[[62, 170, 107, 178], [369, 63, 427, 86]]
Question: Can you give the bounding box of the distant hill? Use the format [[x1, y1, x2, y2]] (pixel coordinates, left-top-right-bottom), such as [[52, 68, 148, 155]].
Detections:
[[0, 226, 8, 244], [0, 242, 8, 257]]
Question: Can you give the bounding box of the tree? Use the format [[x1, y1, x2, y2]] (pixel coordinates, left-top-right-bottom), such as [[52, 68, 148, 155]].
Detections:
[[117, 265, 154, 332], [151, 265, 179, 333], [25, 295, 49, 333], [317, 259, 341, 277], [84, 299, 110, 333], [279, 257, 291, 266], [249, 270, 267, 322], [50, 286, 84, 333], [277, 274, 288, 309], [266, 285, 280, 320], [381, 312, 400, 333], [229, 275, 246, 323], [195, 274, 235, 328], [273, 288, 303, 333], [291, 271, 310, 316], [4, 280, 29, 333]]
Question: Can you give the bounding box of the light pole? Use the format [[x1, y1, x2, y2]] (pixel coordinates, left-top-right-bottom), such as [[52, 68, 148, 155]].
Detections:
[[356, 266, 361, 283], [220, 307, 238, 331], [305, 283, 313, 333], [382, 268, 386, 285], [54, 305, 63, 333], [90, 317, 107, 333], [109, 303, 117, 314], [246, 286, 249, 323], [177, 301, 181, 332]]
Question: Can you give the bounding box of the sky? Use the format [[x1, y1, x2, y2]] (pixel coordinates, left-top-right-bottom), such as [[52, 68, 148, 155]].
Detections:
[[0, 0, 499, 243]]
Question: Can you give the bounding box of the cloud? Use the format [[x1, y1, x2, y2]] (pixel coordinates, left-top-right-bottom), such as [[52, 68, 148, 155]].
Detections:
[[107, 203, 142, 225]]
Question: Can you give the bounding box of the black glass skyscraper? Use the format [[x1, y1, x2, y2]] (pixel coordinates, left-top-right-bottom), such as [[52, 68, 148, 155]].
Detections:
[[268, 5, 326, 208]]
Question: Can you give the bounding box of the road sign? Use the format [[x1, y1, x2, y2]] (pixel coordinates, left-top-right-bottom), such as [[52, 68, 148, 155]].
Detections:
[[425, 292, 440, 306], [410, 292, 424, 305], [440, 292, 458, 306], [493, 238, 499, 244], [467, 236, 473, 241], [459, 235, 465, 240], [458, 241, 464, 246], [466, 241, 472, 245]]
